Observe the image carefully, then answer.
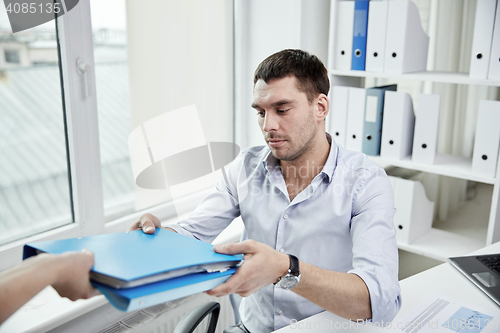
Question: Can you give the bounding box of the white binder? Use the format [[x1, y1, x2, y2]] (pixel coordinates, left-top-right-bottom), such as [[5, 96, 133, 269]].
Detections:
[[390, 176, 434, 245], [334, 1, 355, 71], [384, 0, 429, 74], [472, 100, 500, 178], [345, 87, 366, 152], [488, 0, 500, 80], [380, 91, 415, 160], [470, 0, 498, 79], [329, 86, 349, 147], [412, 94, 441, 164], [365, 1, 388, 72]]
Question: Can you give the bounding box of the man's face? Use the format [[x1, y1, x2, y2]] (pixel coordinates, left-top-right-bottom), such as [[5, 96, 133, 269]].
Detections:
[[252, 76, 320, 162]]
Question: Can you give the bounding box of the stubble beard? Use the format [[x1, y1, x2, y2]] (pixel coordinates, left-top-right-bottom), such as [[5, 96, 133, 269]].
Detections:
[[269, 119, 318, 163]]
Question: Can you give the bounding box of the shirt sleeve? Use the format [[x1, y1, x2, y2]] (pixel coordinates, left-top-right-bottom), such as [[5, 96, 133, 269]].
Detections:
[[347, 167, 402, 323], [167, 153, 244, 244]]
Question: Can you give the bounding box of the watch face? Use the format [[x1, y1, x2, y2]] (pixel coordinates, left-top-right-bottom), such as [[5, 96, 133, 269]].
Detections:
[[278, 274, 300, 290]]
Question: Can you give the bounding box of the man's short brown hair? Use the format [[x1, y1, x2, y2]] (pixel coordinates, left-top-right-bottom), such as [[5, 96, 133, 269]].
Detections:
[[253, 49, 330, 103]]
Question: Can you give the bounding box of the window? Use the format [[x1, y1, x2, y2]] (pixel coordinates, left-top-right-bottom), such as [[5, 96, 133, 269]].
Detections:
[[90, 0, 234, 222], [0, 20, 72, 246], [0, 0, 234, 270]]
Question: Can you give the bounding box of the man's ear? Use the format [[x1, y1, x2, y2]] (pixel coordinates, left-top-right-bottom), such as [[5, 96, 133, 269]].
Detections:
[[316, 94, 329, 122]]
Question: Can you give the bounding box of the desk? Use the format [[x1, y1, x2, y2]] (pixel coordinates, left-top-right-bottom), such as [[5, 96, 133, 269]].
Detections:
[[274, 242, 500, 332]]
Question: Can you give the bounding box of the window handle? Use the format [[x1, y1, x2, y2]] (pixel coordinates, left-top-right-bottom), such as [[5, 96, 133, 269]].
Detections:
[[76, 58, 93, 97]]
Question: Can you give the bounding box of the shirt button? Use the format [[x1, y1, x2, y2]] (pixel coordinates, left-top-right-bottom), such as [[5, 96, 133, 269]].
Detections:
[[278, 310, 283, 315], [279, 248, 285, 253], [283, 214, 288, 219]]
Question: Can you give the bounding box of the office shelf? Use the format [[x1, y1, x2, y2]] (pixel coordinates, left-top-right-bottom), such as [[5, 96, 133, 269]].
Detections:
[[329, 0, 500, 263], [397, 173, 492, 262], [329, 69, 500, 87], [368, 154, 497, 185], [397, 228, 485, 262]]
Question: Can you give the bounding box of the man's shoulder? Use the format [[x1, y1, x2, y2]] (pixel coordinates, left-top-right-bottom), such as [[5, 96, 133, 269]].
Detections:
[[336, 146, 385, 178]]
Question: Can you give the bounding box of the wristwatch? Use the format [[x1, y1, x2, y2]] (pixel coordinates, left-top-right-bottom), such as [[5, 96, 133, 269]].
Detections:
[[275, 254, 301, 290]]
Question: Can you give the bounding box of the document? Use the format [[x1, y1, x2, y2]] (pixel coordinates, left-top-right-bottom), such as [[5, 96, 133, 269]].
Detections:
[[387, 294, 500, 332]]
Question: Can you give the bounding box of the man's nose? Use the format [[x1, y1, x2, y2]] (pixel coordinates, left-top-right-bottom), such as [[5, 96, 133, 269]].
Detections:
[[262, 112, 279, 132]]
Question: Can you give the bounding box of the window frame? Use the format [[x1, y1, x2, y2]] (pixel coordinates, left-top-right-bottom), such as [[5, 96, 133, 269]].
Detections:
[[0, 0, 187, 271]]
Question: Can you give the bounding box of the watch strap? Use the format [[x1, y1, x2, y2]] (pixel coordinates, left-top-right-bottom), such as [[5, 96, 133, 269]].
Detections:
[[274, 254, 300, 285], [288, 254, 299, 276]]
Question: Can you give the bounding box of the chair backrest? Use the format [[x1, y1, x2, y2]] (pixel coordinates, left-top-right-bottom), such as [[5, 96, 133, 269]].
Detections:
[[228, 227, 248, 324], [173, 301, 220, 333]]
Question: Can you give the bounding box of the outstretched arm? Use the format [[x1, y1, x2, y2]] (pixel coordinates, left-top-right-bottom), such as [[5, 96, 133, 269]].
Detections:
[[206, 240, 371, 321], [0, 250, 99, 324]]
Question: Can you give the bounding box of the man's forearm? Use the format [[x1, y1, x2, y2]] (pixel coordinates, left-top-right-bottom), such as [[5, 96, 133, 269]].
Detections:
[[292, 261, 372, 321]]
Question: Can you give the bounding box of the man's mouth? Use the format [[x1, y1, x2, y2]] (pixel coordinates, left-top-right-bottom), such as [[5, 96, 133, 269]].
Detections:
[[268, 139, 286, 148]]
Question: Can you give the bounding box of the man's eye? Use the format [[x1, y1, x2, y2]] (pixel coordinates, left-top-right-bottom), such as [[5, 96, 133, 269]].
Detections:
[[277, 109, 289, 114], [257, 111, 265, 117]]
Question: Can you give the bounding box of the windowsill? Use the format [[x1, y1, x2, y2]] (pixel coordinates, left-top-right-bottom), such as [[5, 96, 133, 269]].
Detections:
[[0, 215, 244, 332]]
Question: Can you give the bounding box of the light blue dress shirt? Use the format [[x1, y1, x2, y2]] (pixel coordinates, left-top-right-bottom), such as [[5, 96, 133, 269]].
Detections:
[[170, 137, 401, 332]]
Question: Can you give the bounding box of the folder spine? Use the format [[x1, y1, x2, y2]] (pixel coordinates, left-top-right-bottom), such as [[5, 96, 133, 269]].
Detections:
[[487, 0, 500, 80], [472, 100, 500, 178], [470, 0, 498, 79], [351, 1, 370, 71], [412, 94, 441, 165], [380, 91, 415, 160], [365, 1, 388, 72], [384, 0, 429, 74], [334, 1, 355, 70], [362, 84, 397, 156], [330, 86, 350, 147], [345, 87, 366, 152]]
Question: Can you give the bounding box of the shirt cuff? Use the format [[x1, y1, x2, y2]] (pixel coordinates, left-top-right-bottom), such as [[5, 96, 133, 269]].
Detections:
[[348, 269, 401, 324]]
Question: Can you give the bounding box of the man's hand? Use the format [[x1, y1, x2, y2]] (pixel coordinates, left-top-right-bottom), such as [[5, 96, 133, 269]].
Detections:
[[49, 250, 101, 301], [127, 213, 163, 234], [206, 240, 289, 297]]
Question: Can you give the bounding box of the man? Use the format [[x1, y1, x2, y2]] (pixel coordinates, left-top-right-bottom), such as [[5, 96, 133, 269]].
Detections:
[[129, 49, 401, 332]]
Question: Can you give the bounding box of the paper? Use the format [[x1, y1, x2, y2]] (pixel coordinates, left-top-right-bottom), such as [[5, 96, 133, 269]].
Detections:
[[388, 294, 500, 332]]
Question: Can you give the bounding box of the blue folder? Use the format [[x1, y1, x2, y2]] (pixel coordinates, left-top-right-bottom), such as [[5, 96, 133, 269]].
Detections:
[[351, 0, 370, 71], [93, 268, 237, 311], [24, 229, 243, 311], [362, 84, 397, 156]]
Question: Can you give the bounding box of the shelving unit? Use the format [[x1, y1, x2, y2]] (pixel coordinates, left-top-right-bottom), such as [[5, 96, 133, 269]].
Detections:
[[330, 69, 500, 87], [369, 154, 496, 185], [328, 0, 500, 262]]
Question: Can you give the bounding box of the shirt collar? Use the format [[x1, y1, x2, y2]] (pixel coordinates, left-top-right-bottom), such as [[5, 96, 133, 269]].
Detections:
[[261, 132, 338, 184]]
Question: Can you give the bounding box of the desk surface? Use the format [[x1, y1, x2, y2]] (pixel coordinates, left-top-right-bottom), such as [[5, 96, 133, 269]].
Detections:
[[274, 242, 500, 332]]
